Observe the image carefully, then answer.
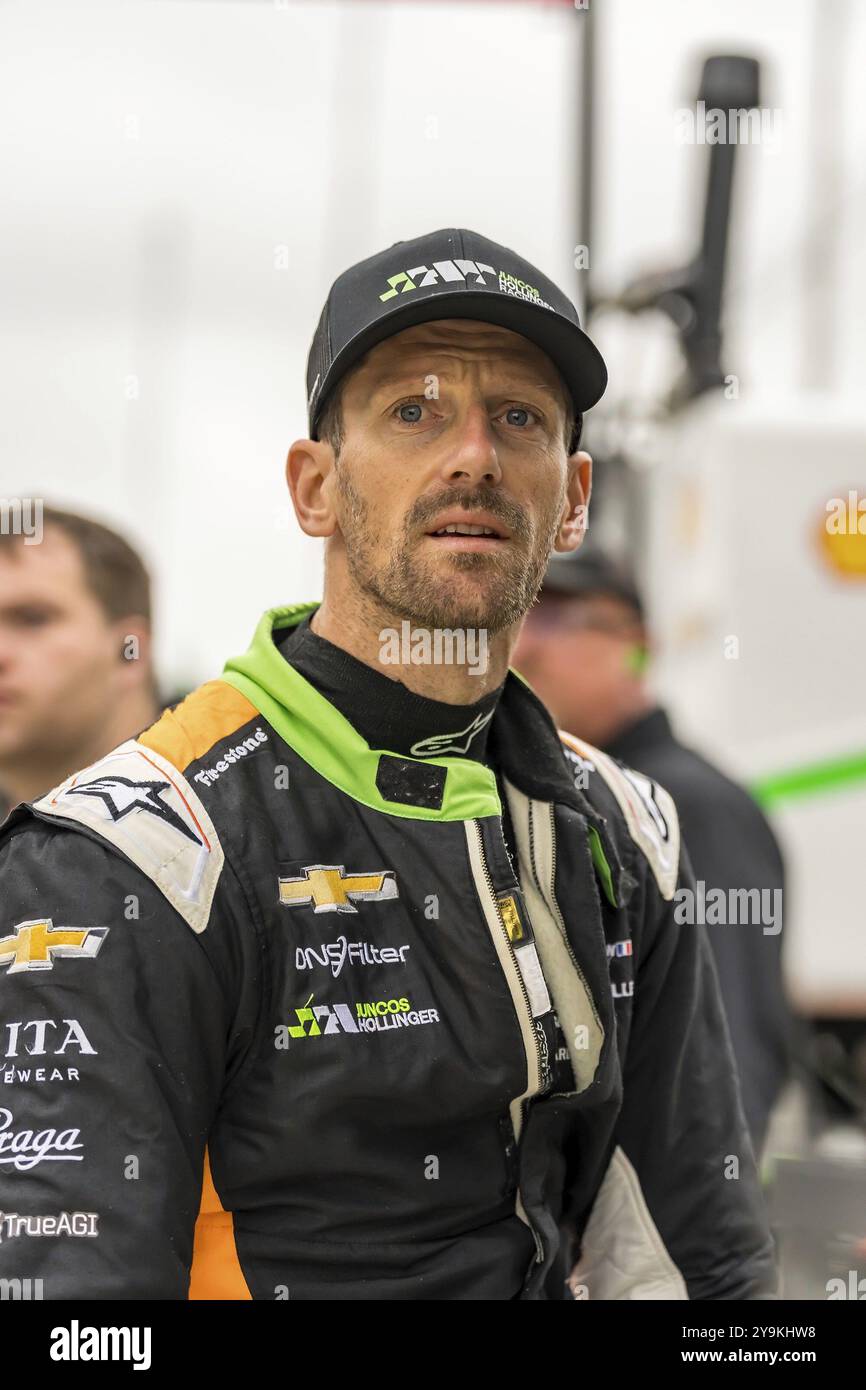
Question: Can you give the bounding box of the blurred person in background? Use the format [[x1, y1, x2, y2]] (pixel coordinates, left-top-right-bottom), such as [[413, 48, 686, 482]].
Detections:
[[0, 506, 159, 819], [513, 548, 796, 1157]]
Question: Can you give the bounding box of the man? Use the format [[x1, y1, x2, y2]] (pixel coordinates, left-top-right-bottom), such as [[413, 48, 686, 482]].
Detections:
[[0, 508, 159, 819], [513, 548, 796, 1157], [0, 229, 776, 1300]]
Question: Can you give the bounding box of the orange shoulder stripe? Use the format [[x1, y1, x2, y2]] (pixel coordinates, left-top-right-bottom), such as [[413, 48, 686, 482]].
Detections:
[[138, 681, 260, 773]]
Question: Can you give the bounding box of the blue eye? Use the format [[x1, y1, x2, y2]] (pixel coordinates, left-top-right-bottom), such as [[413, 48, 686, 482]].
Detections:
[[505, 407, 531, 427], [397, 402, 423, 423]]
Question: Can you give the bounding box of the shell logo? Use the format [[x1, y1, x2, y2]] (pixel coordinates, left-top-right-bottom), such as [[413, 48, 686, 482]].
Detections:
[[818, 491, 866, 579]]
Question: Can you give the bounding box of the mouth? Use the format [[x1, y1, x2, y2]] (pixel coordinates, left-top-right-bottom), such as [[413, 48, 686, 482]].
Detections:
[[424, 512, 511, 552]]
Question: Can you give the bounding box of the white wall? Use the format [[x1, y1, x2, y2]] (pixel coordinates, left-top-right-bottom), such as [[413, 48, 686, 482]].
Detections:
[[1, 0, 580, 686], [2, 0, 864, 698]]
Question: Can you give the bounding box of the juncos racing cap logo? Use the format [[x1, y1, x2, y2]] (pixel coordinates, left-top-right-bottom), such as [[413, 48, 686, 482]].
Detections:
[[379, 258, 496, 300], [278, 865, 398, 914], [0, 921, 108, 976], [379, 260, 554, 310]]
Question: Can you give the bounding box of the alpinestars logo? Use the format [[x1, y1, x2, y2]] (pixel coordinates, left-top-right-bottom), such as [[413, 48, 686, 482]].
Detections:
[[278, 865, 398, 914], [60, 776, 204, 846], [410, 709, 494, 757]]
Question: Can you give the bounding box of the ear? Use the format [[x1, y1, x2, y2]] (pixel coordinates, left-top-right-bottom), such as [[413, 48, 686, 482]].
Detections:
[[286, 438, 339, 539], [553, 450, 592, 553]]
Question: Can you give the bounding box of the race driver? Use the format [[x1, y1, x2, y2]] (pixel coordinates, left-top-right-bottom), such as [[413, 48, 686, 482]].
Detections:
[[0, 229, 777, 1300]]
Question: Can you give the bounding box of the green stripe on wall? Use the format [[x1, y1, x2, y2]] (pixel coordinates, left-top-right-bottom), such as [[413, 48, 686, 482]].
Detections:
[[752, 750, 866, 808]]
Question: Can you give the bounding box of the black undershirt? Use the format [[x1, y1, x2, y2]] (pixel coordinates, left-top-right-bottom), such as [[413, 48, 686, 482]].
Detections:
[[277, 616, 504, 765]]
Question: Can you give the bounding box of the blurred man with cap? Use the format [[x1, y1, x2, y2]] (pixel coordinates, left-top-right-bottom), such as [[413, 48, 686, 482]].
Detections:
[[514, 546, 796, 1155], [0, 228, 776, 1300]]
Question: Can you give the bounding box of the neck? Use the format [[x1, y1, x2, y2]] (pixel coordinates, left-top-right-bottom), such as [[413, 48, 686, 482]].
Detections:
[[0, 689, 160, 807], [311, 585, 519, 704]]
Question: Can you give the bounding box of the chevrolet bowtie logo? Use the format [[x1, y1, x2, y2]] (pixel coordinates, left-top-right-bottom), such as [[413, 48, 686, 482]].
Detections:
[[0, 919, 109, 975], [278, 865, 398, 914]]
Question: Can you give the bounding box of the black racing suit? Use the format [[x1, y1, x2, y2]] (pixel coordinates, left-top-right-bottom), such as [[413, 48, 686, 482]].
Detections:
[[0, 603, 777, 1299]]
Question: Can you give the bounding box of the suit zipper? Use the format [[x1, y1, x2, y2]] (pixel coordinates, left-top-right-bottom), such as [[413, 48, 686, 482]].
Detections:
[[473, 821, 544, 1094], [468, 819, 545, 1264], [543, 801, 598, 1026], [520, 796, 602, 1103]]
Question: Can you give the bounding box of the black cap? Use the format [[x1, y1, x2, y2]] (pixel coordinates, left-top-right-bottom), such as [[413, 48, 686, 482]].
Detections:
[[306, 227, 607, 447], [542, 548, 644, 621]]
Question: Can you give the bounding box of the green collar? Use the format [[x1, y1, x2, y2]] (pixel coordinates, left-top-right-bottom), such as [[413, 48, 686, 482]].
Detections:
[[221, 604, 501, 821]]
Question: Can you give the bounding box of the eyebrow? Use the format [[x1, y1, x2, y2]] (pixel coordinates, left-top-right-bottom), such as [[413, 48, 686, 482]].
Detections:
[[0, 599, 64, 616], [367, 373, 426, 397]]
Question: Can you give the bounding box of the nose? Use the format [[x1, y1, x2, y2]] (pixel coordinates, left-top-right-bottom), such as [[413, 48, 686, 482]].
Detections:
[[438, 401, 502, 488]]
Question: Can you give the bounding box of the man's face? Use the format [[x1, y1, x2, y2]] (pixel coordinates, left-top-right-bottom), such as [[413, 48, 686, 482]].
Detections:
[[322, 319, 589, 635], [513, 591, 646, 742], [0, 528, 130, 770]]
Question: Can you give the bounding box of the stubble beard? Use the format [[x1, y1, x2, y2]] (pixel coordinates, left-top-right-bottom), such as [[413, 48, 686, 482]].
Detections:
[[334, 464, 566, 636]]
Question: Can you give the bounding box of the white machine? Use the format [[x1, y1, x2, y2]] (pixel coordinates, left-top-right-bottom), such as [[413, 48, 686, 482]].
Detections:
[[642, 394, 866, 1015]]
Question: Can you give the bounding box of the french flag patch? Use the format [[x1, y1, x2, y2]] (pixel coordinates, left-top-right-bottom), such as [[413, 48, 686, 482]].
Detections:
[[606, 940, 633, 959]]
